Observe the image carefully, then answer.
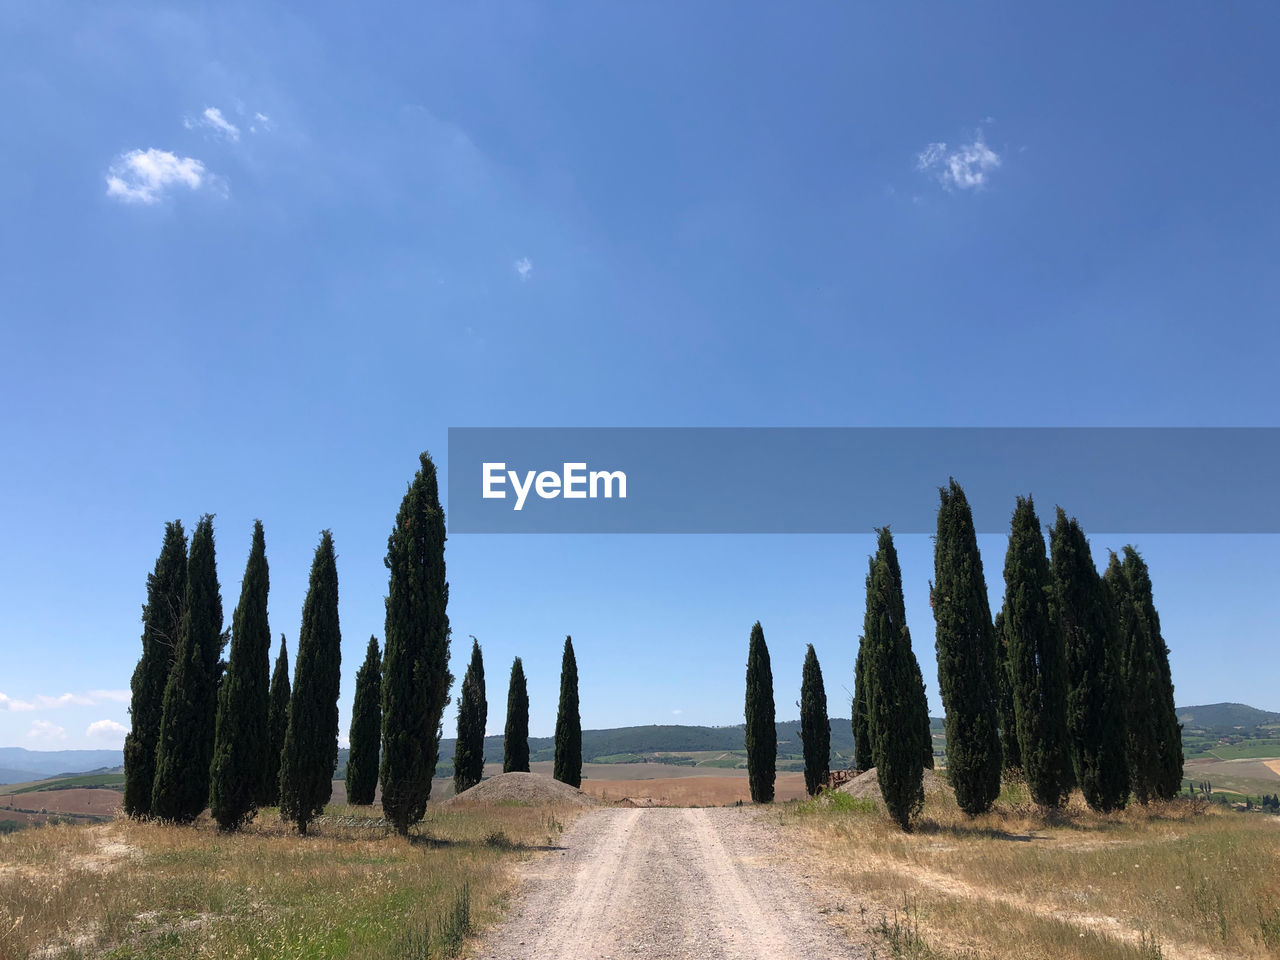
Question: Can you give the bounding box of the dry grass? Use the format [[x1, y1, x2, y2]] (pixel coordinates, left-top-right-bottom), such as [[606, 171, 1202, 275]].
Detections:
[[579, 772, 810, 806], [0, 801, 581, 960], [780, 782, 1280, 960]]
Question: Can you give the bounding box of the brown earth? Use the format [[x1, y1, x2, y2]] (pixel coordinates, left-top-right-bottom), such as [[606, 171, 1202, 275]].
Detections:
[[837, 767, 953, 802], [442, 772, 599, 808], [0, 788, 122, 818], [581, 773, 809, 806]]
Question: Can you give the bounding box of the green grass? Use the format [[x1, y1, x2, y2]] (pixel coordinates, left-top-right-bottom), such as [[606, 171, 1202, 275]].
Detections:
[[1201, 740, 1280, 760], [0, 801, 580, 959]]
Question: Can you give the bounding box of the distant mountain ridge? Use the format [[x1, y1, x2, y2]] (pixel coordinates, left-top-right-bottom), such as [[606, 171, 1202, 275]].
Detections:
[[7, 704, 1274, 784], [0, 747, 124, 784]]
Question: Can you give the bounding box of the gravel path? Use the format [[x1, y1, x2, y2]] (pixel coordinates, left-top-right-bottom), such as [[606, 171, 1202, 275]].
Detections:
[[474, 807, 866, 960]]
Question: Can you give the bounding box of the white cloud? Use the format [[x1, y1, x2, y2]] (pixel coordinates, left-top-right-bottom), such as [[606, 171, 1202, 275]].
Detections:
[[88, 690, 131, 704], [671, 709, 683, 715], [3, 689, 130, 711], [514, 257, 533, 281], [27, 720, 67, 742], [185, 106, 240, 141], [35, 693, 95, 708], [86, 719, 128, 740], [105, 148, 208, 204], [250, 112, 272, 134], [916, 131, 1002, 191]]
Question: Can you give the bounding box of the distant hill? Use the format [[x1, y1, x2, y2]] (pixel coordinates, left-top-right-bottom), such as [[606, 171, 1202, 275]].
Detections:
[[0, 748, 123, 784], [337, 717, 950, 779], [1177, 703, 1280, 733]]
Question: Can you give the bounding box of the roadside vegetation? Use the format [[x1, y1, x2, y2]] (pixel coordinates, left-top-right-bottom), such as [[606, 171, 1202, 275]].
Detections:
[[0, 802, 578, 960], [786, 786, 1280, 960]]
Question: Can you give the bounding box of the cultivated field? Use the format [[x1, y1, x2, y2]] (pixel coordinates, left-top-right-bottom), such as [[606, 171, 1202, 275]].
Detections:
[[780, 786, 1280, 960], [0, 798, 582, 960]]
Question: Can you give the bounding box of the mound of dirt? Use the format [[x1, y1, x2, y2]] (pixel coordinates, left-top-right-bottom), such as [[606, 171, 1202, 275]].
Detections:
[[837, 767, 953, 802], [441, 772, 599, 808]]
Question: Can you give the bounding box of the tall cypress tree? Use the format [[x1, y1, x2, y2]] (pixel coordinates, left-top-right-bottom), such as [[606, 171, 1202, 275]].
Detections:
[[152, 514, 224, 823], [279, 531, 343, 835], [932, 481, 1002, 816], [993, 607, 1022, 771], [554, 636, 582, 788], [1051, 510, 1129, 812], [381, 452, 452, 836], [346, 636, 382, 806], [262, 635, 290, 806], [799, 644, 830, 797], [1107, 546, 1182, 802], [503, 657, 530, 773], [853, 631, 873, 772], [1002, 497, 1072, 808], [744, 621, 776, 803], [124, 520, 187, 818], [875, 530, 933, 772], [210, 520, 272, 831], [866, 528, 927, 830], [454, 638, 487, 794]]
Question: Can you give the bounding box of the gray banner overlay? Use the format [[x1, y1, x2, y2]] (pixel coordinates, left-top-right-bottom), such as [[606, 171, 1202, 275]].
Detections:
[[446, 428, 1280, 534]]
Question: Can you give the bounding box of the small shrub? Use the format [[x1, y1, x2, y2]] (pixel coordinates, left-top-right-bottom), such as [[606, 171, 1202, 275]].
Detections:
[[439, 883, 472, 958], [396, 920, 432, 960]]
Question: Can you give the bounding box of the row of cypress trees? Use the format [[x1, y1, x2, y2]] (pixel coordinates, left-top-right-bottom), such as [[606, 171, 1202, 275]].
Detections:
[[747, 480, 1181, 833], [453, 635, 583, 793], [854, 481, 1181, 830], [744, 626, 837, 805], [123, 514, 342, 834], [124, 453, 586, 836]]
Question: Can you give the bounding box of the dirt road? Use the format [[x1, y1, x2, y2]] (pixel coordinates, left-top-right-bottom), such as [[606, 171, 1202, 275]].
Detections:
[[474, 807, 865, 960]]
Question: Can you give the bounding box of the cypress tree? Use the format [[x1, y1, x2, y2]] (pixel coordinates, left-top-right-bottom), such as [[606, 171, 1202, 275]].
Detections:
[[799, 644, 830, 797], [932, 481, 1002, 816], [454, 638, 487, 794], [123, 520, 187, 818], [262, 635, 290, 806], [152, 514, 224, 823], [381, 452, 453, 836], [279, 531, 343, 835], [554, 636, 582, 788], [1107, 546, 1182, 802], [503, 657, 530, 773], [874, 530, 934, 772], [866, 528, 927, 830], [1051, 509, 1129, 812], [210, 520, 272, 831], [1002, 497, 1073, 808], [744, 621, 776, 803], [993, 607, 1022, 771], [345, 636, 382, 806], [852, 633, 873, 772]]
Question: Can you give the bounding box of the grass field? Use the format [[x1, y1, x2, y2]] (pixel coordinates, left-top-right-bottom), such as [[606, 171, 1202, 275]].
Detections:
[[782, 786, 1280, 960], [0, 801, 581, 960], [1195, 740, 1280, 761]]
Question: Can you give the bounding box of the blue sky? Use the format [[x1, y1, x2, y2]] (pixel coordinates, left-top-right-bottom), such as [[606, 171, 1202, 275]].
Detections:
[[1, 2, 1277, 749]]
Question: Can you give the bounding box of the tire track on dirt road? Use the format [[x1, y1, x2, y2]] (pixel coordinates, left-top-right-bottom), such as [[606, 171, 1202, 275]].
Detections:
[[475, 807, 865, 960]]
